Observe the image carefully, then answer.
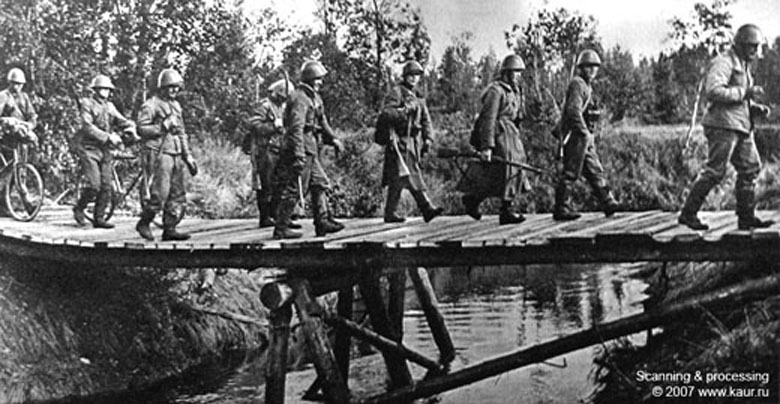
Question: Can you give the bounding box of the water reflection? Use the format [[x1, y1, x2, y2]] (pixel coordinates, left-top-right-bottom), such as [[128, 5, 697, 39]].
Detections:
[[170, 263, 648, 404], [403, 263, 648, 404]]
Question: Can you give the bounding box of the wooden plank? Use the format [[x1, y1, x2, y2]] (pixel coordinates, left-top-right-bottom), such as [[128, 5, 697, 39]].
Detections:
[[653, 211, 733, 242], [553, 210, 662, 241]]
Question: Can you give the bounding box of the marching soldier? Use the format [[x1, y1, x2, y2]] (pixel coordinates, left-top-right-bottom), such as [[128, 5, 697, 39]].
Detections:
[[272, 60, 344, 239], [678, 24, 773, 231], [243, 79, 295, 228], [73, 74, 137, 228], [377, 60, 443, 223], [553, 49, 619, 221], [0, 68, 37, 130], [136, 68, 198, 241], [457, 54, 528, 225]]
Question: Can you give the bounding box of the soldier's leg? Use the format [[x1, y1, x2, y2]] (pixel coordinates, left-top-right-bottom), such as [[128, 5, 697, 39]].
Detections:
[[257, 150, 277, 228], [554, 134, 586, 221], [732, 133, 773, 229], [74, 150, 100, 226], [137, 152, 172, 241], [161, 155, 190, 241], [93, 151, 115, 229], [678, 127, 734, 230], [273, 163, 303, 240], [408, 172, 443, 223], [310, 155, 343, 236], [384, 176, 406, 223], [581, 136, 618, 217]]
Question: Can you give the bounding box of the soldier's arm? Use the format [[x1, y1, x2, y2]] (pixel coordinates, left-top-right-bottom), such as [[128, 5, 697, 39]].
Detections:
[[285, 96, 307, 167], [319, 113, 339, 146], [108, 103, 135, 131], [379, 87, 409, 126], [474, 87, 501, 150], [21, 93, 37, 129], [79, 98, 112, 144], [136, 101, 163, 139], [247, 102, 278, 139], [563, 80, 589, 135], [705, 57, 745, 103], [420, 99, 434, 144]]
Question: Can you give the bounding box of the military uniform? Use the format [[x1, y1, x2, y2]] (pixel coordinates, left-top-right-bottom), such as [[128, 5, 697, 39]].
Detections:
[[679, 46, 771, 230], [0, 88, 37, 129], [553, 75, 617, 219], [246, 97, 285, 226], [76, 96, 133, 191], [273, 82, 341, 238], [137, 94, 190, 234], [73, 95, 134, 225], [458, 79, 526, 216], [378, 81, 441, 222]]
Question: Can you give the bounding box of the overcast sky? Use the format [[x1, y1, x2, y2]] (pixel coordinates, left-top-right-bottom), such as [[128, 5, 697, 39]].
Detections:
[[248, 0, 780, 62]]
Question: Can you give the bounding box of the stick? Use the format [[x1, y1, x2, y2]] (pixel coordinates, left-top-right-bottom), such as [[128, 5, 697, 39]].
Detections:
[[436, 148, 552, 175], [363, 273, 780, 403]]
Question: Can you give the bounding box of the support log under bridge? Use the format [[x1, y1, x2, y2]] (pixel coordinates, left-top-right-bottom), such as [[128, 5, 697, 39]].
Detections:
[[1, 206, 779, 402]]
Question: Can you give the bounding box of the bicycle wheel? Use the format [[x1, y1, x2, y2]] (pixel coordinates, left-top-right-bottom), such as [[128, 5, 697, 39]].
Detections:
[[5, 162, 44, 221]]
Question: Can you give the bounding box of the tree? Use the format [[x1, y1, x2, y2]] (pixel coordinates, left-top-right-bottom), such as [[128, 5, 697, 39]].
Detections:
[[316, 0, 431, 108], [435, 33, 479, 115], [505, 7, 600, 101], [597, 46, 646, 122]]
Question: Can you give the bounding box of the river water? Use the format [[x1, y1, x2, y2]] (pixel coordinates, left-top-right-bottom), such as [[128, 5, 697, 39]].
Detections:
[[170, 263, 650, 404]]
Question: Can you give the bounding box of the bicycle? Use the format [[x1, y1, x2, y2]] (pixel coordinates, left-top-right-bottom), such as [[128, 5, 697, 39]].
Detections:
[[0, 132, 44, 222]]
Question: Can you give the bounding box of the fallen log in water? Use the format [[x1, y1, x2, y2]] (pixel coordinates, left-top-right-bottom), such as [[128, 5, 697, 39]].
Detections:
[[362, 273, 780, 403]]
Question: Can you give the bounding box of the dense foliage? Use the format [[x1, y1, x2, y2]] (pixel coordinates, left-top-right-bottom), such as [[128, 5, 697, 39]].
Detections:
[[0, 0, 778, 218]]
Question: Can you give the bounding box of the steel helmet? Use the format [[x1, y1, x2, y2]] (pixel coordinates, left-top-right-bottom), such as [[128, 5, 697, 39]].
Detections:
[[576, 49, 602, 67], [500, 54, 525, 71], [7, 68, 26, 84], [300, 61, 328, 82], [90, 74, 115, 90], [157, 68, 183, 88], [734, 24, 763, 45], [402, 60, 424, 76], [268, 79, 293, 97]]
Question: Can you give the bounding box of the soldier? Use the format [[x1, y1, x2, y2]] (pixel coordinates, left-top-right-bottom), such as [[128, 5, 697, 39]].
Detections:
[[243, 79, 296, 228], [553, 49, 619, 221], [73, 75, 137, 228], [272, 60, 344, 239], [135, 68, 198, 241], [678, 24, 773, 231], [457, 54, 528, 225], [0, 68, 37, 130], [0, 68, 37, 163], [377, 60, 443, 223]]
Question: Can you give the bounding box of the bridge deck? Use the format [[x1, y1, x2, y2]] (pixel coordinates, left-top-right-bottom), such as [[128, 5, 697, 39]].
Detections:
[[1, 207, 779, 272]]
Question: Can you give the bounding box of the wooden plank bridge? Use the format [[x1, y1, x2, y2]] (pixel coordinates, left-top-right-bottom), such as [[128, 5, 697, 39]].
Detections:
[[1, 206, 779, 403], [1, 207, 779, 273]]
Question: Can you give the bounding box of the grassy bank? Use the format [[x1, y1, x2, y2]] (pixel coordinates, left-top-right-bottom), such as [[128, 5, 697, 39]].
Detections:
[[591, 260, 779, 403], [0, 257, 268, 403], [184, 120, 780, 219]]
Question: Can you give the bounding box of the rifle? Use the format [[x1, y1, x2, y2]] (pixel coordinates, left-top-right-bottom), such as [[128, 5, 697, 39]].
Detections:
[[436, 147, 552, 176]]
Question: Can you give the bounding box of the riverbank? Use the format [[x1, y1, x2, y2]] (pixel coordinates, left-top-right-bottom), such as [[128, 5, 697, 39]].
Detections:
[[0, 255, 268, 403], [592, 258, 780, 403]]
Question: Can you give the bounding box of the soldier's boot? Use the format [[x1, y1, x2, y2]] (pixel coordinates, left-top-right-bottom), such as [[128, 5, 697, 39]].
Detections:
[[462, 194, 482, 221], [273, 198, 303, 239], [162, 209, 190, 241], [73, 188, 96, 227], [136, 210, 156, 241], [92, 188, 115, 229], [411, 189, 443, 223], [257, 190, 275, 228], [736, 186, 775, 230], [595, 186, 620, 217], [678, 179, 714, 231], [553, 181, 581, 221], [384, 183, 405, 223], [499, 200, 525, 225], [313, 188, 344, 237]]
